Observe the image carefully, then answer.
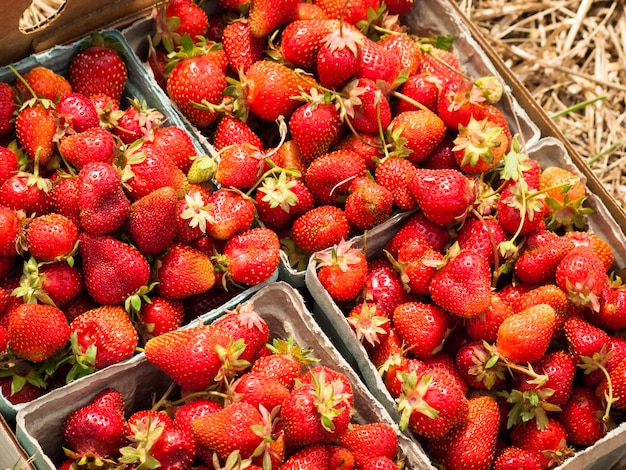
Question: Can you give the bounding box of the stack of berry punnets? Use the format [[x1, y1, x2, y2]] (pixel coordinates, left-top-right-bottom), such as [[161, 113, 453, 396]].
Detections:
[[0, 28, 279, 425], [15, 282, 432, 469]]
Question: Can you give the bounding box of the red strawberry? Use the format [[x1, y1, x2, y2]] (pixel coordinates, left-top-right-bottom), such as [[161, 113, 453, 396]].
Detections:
[[213, 302, 270, 362], [428, 395, 500, 470], [138, 296, 185, 339], [316, 23, 363, 90], [453, 116, 509, 174], [496, 304, 557, 364], [50, 175, 81, 228], [316, 0, 378, 25], [251, 337, 317, 390], [232, 371, 291, 412], [128, 186, 178, 256], [397, 367, 469, 439], [153, 125, 198, 173], [344, 176, 394, 230], [215, 227, 280, 286], [291, 205, 350, 253], [558, 386, 606, 446], [0, 171, 53, 216], [0, 83, 16, 136], [290, 98, 343, 163], [214, 142, 264, 190], [563, 316, 610, 365], [563, 230, 614, 271], [173, 398, 222, 436], [36, 261, 85, 307], [55, 92, 100, 133], [381, 32, 422, 77], [493, 446, 542, 470], [556, 246, 608, 312], [509, 418, 573, 469], [59, 126, 119, 170], [70, 305, 138, 371], [15, 102, 56, 165], [408, 168, 475, 226], [26, 212, 78, 262], [280, 443, 330, 469], [359, 261, 409, 316], [7, 303, 70, 362], [337, 423, 398, 470], [62, 388, 127, 461], [111, 97, 165, 144], [429, 247, 492, 318], [69, 33, 128, 103], [596, 356, 626, 410], [388, 109, 447, 164], [145, 323, 233, 391], [334, 132, 382, 171], [347, 300, 390, 348], [394, 235, 442, 296], [0, 206, 22, 256], [213, 114, 264, 151], [383, 212, 450, 256], [496, 181, 546, 235], [155, 0, 209, 51], [356, 36, 402, 86], [455, 340, 504, 390], [154, 242, 216, 299], [248, 0, 299, 37], [14, 66, 71, 102], [279, 19, 337, 69], [77, 161, 130, 234], [0, 147, 19, 188], [315, 239, 368, 303], [341, 78, 392, 134], [254, 174, 315, 231], [204, 188, 256, 241], [436, 78, 485, 131], [222, 20, 265, 74], [455, 217, 508, 266], [395, 73, 439, 113], [0, 376, 43, 405], [305, 149, 367, 205], [79, 232, 150, 305], [593, 284, 626, 331], [514, 232, 575, 285], [392, 302, 450, 359]]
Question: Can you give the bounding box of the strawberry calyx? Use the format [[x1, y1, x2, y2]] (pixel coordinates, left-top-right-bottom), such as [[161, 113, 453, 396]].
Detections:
[[179, 191, 214, 234], [66, 333, 98, 382], [255, 171, 300, 213], [314, 238, 364, 271], [466, 342, 507, 390], [266, 336, 319, 367], [453, 116, 504, 169], [308, 369, 352, 433], [396, 371, 440, 431], [212, 450, 258, 470], [499, 387, 562, 431], [119, 412, 166, 468], [214, 338, 251, 384], [346, 300, 390, 347], [11, 256, 56, 305]]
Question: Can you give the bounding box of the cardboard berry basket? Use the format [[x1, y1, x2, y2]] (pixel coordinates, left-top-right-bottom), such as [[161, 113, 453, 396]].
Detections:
[[14, 281, 432, 470]]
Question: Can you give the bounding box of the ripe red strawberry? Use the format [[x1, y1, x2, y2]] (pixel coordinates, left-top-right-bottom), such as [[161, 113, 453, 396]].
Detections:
[[592, 284, 626, 331], [50, 175, 81, 228], [316, 23, 363, 90], [248, 0, 299, 37], [496, 181, 546, 235], [0, 147, 19, 188], [193, 401, 265, 460], [0, 171, 53, 216], [280, 443, 330, 469], [356, 36, 402, 86], [7, 303, 70, 362], [380, 32, 422, 77], [344, 176, 394, 230], [232, 371, 291, 412], [281, 368, 352, 447], [77, 161, 130, 234], [509, 418, 573, 469], [215, 227, 280, 286], [70, 305, 138, 371], [0, 376, 43, 405], [26, 212, 78, 262], [15, 102, 56, 165], [243, 60, 310, 121], [213, 302, 270, 362], [79, 232, 150, 305], [563, 316, 610, 365], [291, 205, 350, 253], [69, 33, 128, 103], [337, 422, 398, 469], [152, 125, 198, 173], [388, 109, 447, 164], [316, 0, 378, 24], [408, 168, 475, 226], [128, 186, 178, 256], [155, 0, 209, 51], [456, 217, 508, 266], [214, 142, 264, 190], [397, 367, 469, 439], [173, 398, 222, 437], [145, 323, 233, 391], [36, 260, 85, 307], [428, 395, 500, 470], [455, 340, 504, 390], [213, 114, 264, 151], [203, 187, 256, 241], [496, 304, 557, 364], [558, 386, 606, 446], [514, 232, 575, 285], [429, 248, 492, 318], [384, 212, 450, 256], [122, 141, 188, 201], [395, 72, 439, 113], [305, 149, 367, 205], [347, 301, 390, 348], [595, 356, 626, 411], [14, 66, 71, 102], [556, 245, 608, 312], [392, 302, 450, 359], [563, 230, 614, 271], [62, 388, 128, 461], [315, 239, 368, 303], [359, 260, 409, 316], [59, 126, 119, 170], [111, 97, 165, 144], [290, 99, 343, 163], [494, 446, 542, 470], [154, 242, 216, 299], [138, 296, 185, 339], [0, 83, 16, 136], [167, 38, 227, 128], [0, 206, 22, 256], [373, 157, 417, 211], [279, 19, 336, 69], [251, 337, 318, 390], [395, 236, 442, 296], [516, 283, 570, 337], [254, 174, 315, 231], [56, 92, 100, 133], [222, 20, 265, 74], [341, 78, 392, 134]]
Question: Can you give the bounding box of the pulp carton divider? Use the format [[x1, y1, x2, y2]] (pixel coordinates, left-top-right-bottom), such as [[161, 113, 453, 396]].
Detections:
[[16, 282, 434, 470]]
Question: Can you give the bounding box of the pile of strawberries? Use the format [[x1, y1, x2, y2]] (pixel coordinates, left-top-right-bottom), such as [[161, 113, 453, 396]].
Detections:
[[57, 303, 405, 469], [0, 30, 280, 407]]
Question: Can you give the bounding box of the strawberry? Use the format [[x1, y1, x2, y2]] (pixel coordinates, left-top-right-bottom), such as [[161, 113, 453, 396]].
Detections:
[[15, 102, 56, 165], [337, 423, 398, 469], [232, 371, 291, 413], [62, 388, 128, 462], [0, 206, 21, 256], [497, 304, 557, 364], [145, 323, 233, 391], [77, 161, 130, 234], [494, 446, 542, 470], [70, 305, 138, 371], [154, 242, 216, 299], [305, 149, 367, 205], [429, 247, 492, 318], [564, 230, 614, 271], [373, 157, 418, 211], [213, 114, 264, 151], [281, 368, 352, 447], [291, 205, 350, 253], [173, 398, 222, 435], [315, 239, 368, 303], [0, 83, 16, 136], [558, 386, 606, 447], [456, 217, 508, 266], [333, 132, 382, 171], [25, 212, 78, 262], [193, 401, 265, 460], [213, 302, 270, 362], [50, 175, 81, 228], [316, 0, 379, 24], [34, 260, 85, 307], [419, 45, 462, 87], [289, 97, 343, 163], [455, 340, 505, 390], [0, 147, 19, 188], [203, 188, 256, 241], [344, 176, 394, 230], [428, 395, 500, 470], [316, 23, 364, 90], [453, 116, 509, 174], [154, 0, 209, 51], [0, 170, 53, 216], [69, 33, 128, 103], [280, 443, 330, 469], [248, 0, 299, 37], [347, 301, 390, 348], [496, 181, 546, 236], [280, 19, 338, 70], [138, 296, 185, 340], [14, 66, 71, 102], [341, 78, 392, 134], [243, 60, 309, 121], [55, 92, 100, 133], [79, 232, 150, 306], [397, 367, 469, 438], [563, 316, 610, 365], [254, 173, 316, 231], [593, 284, 626, 331], [167, 37, 227, 128], [359, 262, 408, 316], [396, 73, 439, 115], [514, 232, 575, 285], [384, 212, 450, 256], [392, 302, 450, 358], [251, 337, 318, 389], [596, 356, 626, 410], [174, 184, 212, 243], [356, 36, 402, 86], [7, 303, 70, 362], [408, 168, 475, 226], [121, 141, 188, 201], [515, 283, 570, 337], [214, 142, 264, 190], [58, 126, 119, 169], [153, 125, 198, 173], [222, 20, 265, 74], [436, 78, 485, 131], [0, 376, 43, 405], [215, 227, 280, 286], [111, 97, 165, 144], [509, 418, 573, 469], [128, 186, 178, 256], [555, 245, 608, 311], [388, 109, 447, 164], [381, 32, 422, 77]]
